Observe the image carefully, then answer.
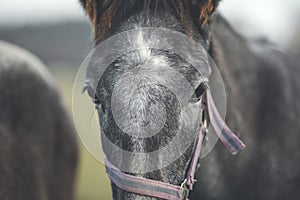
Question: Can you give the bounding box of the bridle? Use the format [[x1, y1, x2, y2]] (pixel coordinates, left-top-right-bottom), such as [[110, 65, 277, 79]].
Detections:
[[104, 88, 246, 200]]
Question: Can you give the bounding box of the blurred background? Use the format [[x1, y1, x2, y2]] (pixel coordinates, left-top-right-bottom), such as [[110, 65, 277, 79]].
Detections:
[[0, 0, 299, 199]]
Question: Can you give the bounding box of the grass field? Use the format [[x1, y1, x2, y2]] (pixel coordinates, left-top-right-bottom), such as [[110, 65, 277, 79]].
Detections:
[[50, 66, 112, 200], [75, 145, 112, 200]]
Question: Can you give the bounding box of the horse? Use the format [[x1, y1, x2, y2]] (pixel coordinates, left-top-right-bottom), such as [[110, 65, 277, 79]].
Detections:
[[0, 40, 78, 200], [79, 1, 300, 199]]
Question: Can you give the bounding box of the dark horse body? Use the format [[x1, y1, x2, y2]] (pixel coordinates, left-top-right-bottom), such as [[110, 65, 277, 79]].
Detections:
[[190, 15, 300, 200], [0, 41, 78, 200], [79, 1, 300, 199]]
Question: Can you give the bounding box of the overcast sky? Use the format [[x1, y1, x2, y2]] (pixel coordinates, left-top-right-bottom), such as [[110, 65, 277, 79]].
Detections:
[[219, 0, 300, 47], [0, 0, 299, 47], [0, 0, 85, 24]]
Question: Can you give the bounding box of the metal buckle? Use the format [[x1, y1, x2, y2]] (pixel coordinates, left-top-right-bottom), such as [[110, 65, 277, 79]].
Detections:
[[202, 109, 209, 139], [181, 179, 190, 200]]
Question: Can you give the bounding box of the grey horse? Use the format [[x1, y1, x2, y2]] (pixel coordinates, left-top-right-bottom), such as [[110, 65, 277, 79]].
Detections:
[[79, 0, 300, 200], [0, 41, 78, 200]]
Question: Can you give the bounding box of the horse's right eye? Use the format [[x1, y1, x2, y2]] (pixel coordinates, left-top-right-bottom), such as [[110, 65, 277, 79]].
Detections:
[[195, 83, 207, 99]]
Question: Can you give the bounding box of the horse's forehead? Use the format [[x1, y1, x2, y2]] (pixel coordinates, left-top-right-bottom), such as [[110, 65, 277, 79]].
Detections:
[[92, 52, 207, 98], [86, 28, 210, 91]]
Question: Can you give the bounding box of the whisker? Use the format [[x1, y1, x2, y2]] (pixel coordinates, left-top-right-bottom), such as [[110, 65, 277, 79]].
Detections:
[[58, 80, 87, 85]]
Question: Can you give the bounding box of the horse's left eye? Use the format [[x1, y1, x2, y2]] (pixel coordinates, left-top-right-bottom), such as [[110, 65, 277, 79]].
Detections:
[[83, 85, 100, 104], [190, 83, 207, 102], [92, 97, 100, 105]]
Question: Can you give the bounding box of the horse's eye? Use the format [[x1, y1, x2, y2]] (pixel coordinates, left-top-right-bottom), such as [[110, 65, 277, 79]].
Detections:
[[190, 83, 208, 102], [83, 85, 99, 104], [92, 97, 100, 105]]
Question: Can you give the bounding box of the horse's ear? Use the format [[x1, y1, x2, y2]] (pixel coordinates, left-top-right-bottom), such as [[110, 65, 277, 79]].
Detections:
[[79, 0, 117, 39], [191, 0, 222, 26], [79, 0, 108, 30], [79, 0, 97, 29]]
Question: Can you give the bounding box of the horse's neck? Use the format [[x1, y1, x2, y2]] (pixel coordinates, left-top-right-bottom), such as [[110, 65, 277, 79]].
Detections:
[[210, 14, 260, 135], [210, 14, 252, 82]]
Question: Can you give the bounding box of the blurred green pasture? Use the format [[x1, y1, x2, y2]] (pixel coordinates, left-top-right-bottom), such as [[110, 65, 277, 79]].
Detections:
[[50, 66, 112, 200]]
